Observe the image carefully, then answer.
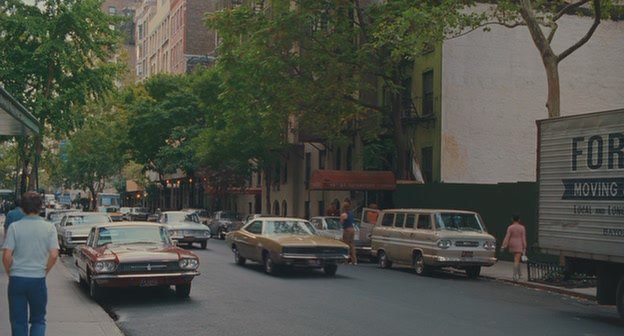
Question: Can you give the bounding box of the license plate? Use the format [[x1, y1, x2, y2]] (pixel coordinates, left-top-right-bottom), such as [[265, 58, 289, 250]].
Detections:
[[461, 251, 473, 258], [139, 279, 160, 287]]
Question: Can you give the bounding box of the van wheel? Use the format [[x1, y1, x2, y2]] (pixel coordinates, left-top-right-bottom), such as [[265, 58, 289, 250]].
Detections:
[[413, 253, 428, 275], [377, 251, 392, 269], [465, 266, 481, 279], [616, 276, 624, 320]]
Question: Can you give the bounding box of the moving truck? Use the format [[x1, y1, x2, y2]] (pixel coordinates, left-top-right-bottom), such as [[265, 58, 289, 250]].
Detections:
[[537, 109, 624, 319]]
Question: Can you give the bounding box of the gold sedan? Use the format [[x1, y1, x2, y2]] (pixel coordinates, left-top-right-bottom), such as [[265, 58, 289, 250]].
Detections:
[[225, 217, 349, 276]]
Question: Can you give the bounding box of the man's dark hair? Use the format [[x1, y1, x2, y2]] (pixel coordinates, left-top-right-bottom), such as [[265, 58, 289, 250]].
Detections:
[[512, 215, 521, 222], [21, 191, 43, 214]]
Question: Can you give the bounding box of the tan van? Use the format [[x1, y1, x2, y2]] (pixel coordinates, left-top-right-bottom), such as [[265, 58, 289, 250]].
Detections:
[[364, 208, 497, 278]]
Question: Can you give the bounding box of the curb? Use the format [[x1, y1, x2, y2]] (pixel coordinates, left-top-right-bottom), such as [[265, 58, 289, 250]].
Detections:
[[481, 275, 596, 302], [56, 258, 126, 336]]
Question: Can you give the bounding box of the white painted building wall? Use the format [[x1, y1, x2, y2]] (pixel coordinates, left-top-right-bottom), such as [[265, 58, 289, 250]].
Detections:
[[440, 12, 624, 184]]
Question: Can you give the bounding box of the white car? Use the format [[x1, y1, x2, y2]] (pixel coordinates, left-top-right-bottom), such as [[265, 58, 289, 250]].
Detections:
[[158, 211, 211, 249]]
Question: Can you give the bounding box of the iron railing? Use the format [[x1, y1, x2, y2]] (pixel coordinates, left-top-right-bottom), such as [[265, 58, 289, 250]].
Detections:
[[527, 260, 565, 282]]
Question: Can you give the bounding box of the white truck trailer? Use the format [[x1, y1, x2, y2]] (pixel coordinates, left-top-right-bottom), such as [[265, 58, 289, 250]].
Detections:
[[537, 109, 624, 319]]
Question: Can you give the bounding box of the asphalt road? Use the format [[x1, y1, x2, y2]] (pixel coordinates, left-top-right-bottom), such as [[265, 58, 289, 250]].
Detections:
[[60, 240, 624, 336]]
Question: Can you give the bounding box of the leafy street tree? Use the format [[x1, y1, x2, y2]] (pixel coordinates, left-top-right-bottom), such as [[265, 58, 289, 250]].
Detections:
[[0, 0, 122, 193], [123, 73, 204, 186], [62, 111, 127, 210], [375, 0, 618, 118]]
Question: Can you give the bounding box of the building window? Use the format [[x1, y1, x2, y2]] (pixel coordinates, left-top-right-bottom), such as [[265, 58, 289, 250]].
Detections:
[[319, 150, 326, 170], [305, 152, 311, 189], [318, 201, 325, 217], [422, 70, 434, 116], [282, 200, 287, 217], [421, 146, 433, 183], [256, 171, 262, 187], [248, 202, 253, 214], [334, 148, 341, 170], [282, 161, 288, 184], [108, 6, 117, 15], [273, 200, 280, 216], [346, 146, 353, 171], [304, 201, 310, 219]]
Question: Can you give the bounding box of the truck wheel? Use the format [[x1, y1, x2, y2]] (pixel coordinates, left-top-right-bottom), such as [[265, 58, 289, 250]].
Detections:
[[616, 276, 624, 320]]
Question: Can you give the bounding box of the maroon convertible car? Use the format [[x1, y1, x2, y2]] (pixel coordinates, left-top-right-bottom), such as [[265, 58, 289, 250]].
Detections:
[[73, 222, 200, 300]]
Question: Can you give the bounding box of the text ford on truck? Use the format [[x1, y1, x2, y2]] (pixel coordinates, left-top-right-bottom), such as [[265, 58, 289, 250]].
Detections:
[[537, 109, 624, 319]]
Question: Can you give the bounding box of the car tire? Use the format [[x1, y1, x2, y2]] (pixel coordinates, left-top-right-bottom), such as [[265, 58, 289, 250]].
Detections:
[[234, 247, 246, 266], [175, 283, 191, 298], [377, 251, 392, 269], [200, 241, 207, 249], [413, 253, 428, 276], [323, 264, 338, 276], [465, 266, 481, 279], [264, 253, 278, 275]]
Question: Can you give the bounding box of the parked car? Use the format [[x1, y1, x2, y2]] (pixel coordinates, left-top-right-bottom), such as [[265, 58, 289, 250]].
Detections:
[[182, 208, 210, 225], [120, 207, 150, 221], [158, 211, 211, 249], [45, 209, 77, 227], [309, 216, 373, 258], [73, 222, 200, 299], [368, 208, 497, 278], [57, 212, 113, 254], [207, 211, 244, 240], [225, 217, 349, 276]]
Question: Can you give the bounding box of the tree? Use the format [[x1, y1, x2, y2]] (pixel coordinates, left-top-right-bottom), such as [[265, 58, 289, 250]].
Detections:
[[0, 0, 122, 193], [123, 73, 205, 185], [62, 112, 126, 209], [373, 0, 618, 118]]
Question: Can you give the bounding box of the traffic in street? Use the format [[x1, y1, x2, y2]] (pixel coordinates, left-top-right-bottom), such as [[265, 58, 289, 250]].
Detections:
[[59, 239, 623, 336]]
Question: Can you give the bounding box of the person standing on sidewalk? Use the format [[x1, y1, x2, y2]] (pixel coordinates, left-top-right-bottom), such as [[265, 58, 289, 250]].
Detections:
[[340, 202, 357, 265], [501, 215, 527, 281], [2, 192, 59, 336], [4, 199, 25, 235]]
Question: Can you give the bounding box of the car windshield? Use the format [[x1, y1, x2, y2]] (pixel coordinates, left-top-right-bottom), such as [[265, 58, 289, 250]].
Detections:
[[66, 214, 111, 225], [166, 213, 201, 225], [435, 213, 484, 232], [265, 220, 315, 236], [325, 217, 342, 230], [96, 226, 171, 246]]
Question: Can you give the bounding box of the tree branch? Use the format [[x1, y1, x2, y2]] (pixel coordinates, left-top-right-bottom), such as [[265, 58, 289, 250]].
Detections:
[[547, 22, 558, 43], [342, 94, 383, 112], [557, 0, 601, 63], [553, 0, 590, 22], [447, 21, 526, 41]]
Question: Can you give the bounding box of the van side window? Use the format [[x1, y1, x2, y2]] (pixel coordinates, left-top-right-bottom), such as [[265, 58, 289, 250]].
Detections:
[[394, 213, 405, 228], [405, 214, 416, 229], [381, 213, 395, 227], [417, 215, 432, 230]]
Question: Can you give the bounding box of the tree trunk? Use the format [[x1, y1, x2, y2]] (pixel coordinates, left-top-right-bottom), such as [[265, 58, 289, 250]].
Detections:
[[28, 136, 43, 191], [88, 186, 97, 211], [544, 57, 561, 118]]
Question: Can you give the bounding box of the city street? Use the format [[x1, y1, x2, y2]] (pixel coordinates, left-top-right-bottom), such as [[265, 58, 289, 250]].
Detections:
[[60, 240, 623, 336]]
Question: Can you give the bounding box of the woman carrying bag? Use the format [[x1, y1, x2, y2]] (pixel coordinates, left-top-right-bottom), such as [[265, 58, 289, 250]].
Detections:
[[501, 215, 527, 281]]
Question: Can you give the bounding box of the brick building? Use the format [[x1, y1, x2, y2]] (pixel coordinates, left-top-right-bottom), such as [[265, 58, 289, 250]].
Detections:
[[135, 0, 217, 81], [101, 0, 140, 82]]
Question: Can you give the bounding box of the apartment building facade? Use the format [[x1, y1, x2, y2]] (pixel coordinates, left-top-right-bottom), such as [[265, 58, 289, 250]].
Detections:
[[135, 0, 217, 81]]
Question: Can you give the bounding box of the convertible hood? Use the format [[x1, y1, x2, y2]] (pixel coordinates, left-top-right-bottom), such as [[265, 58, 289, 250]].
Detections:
[[271, 235, 348, 247], [99, 245, 183, 263]]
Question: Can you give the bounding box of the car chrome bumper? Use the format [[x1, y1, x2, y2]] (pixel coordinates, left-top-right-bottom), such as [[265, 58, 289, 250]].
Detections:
[[92, 271, 200, 280], [427, 256, 497, 267], [279, 254, 349, 266]]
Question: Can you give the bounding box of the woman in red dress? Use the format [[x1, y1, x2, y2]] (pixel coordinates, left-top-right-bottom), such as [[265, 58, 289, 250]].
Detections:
[[501, 215, 527, 281]]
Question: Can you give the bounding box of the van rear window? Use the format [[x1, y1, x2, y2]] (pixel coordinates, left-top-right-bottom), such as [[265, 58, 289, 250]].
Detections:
[[381, 213, 395, 227]]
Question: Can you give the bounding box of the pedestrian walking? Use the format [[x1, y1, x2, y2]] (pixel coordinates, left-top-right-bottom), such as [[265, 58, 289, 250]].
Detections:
[[340, 202, 357, 265], [501, 215, 527, 281], [4, 199, 25, 235], [3, 192, 60, 336]]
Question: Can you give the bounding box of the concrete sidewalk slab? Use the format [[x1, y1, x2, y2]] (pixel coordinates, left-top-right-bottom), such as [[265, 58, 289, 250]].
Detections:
[[1, 217, 123, 336], [481, 260, 596, 301]]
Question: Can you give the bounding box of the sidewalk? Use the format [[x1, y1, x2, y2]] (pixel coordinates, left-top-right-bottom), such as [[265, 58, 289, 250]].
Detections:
[[0, 218, 123, 336], [480, 260, 596, 301]]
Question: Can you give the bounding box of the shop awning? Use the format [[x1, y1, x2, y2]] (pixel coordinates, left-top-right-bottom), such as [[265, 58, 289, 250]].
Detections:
[[309, 170, 396, 191], [0, 86, 39, 136]]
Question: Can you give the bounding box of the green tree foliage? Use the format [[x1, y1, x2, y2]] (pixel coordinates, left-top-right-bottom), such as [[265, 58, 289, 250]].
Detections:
[[0, 0, 122, 192], [62, 111, 126, 209], [123, 73, 204, 183]]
